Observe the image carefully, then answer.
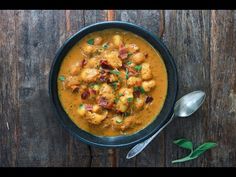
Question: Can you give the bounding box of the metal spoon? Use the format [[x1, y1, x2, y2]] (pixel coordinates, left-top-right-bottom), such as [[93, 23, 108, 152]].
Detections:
[[126, 90, 206, 159]]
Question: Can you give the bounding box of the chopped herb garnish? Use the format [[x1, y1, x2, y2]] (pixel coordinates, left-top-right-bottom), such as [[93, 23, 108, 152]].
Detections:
[[127, 97, 133, 102], [88, 83, 96, 88], [123, 112, 130, 117], [111, 82, 118, 90], [87, 38, 94, 45], [98, 48, 104, 53], [110, 69, 120, 75], [102, 43, 109, 49], [134, 86, 146, 94], [79, 104, 84, 108], [127, 61, 132, 65], [134, 65, 142, 71], [140, 86, 146, 94], [114, 97, 119, 103], [118, 93, 123, 97], [58, 76, 65, 81], [116, 118, 123, 124], [125, 68, 129, 79], [118, 76, 123, 82], [128, 52, 133, 57]]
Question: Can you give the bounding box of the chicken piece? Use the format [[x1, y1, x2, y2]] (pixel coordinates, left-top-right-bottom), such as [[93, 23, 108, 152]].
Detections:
[[142, 80, 156, 92], [116, 88, 134, 112], [81, 43, 97, 55], [85, 111, 108, 125], [65, 76, 81, 91], [86, 57, 100, 68], [70, 62, 81, 76], [80, 68, 99, 82], [127, 76, 142, 87], [109, 74, 119, 82], [92, 104, 102, 113], [99, 83, 114, 94], [141, 63, 152, 80], [94, 36, 103, 45], [98, 83, 115, 109], [112, 35, 123, 48], [126, 43, 139, 53], [116, 98, 128, 112], [130, 52, 145, 64], [103, 51, 122, 68], [118, 88, 134, 98], [111, 116, 136, 131], [134, 95, 145, 110]]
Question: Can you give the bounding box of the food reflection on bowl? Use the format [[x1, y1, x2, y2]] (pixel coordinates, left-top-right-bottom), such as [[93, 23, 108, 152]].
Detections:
[[49, 21, 178, 147]]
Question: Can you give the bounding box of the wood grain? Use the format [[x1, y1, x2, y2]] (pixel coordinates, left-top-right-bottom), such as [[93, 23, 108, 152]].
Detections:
[[163, 10, 211, 167], [0, 10, 235, 167]]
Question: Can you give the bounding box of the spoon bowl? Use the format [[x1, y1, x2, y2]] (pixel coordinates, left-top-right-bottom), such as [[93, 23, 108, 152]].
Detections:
[[174, 91, 206, 117]]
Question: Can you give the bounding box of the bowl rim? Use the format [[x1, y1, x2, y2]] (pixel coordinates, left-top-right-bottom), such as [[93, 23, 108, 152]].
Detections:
[[49, 21, 178, 148]]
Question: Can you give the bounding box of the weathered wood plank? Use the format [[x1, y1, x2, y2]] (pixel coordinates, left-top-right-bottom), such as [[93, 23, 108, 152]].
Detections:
[[163, 10, 211, 167], [209, 10, 236, 167], [0, 10, 20, 167], [115, 10, 164, 167], [83, 10, 116, 167]]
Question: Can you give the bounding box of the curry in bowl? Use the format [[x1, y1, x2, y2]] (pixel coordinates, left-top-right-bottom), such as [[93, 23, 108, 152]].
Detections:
[[57, 29, 167, 136]]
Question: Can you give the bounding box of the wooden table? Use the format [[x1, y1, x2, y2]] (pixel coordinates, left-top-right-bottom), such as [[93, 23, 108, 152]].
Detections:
[[1, 10, 235, 167]]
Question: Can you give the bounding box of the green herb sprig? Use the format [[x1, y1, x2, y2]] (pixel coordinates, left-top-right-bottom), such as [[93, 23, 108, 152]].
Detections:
[[172, 138, 217, 163]]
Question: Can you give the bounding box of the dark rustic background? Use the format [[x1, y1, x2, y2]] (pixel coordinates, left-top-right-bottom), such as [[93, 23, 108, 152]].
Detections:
[[0, 10, 235, 167]]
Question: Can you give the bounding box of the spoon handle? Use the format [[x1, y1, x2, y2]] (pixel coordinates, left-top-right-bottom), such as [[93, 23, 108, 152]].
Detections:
[[126, 114, 175, 159]]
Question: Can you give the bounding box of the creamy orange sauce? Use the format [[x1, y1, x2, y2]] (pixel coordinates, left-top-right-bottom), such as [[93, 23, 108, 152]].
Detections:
[[57, 29, 167, 136]]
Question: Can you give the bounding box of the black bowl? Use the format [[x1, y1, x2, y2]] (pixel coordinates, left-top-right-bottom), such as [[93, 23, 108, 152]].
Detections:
[[49, 21, 178, 148]]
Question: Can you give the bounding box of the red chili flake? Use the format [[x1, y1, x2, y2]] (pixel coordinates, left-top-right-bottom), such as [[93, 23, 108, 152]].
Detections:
[[85, 104, 93, 111], [81, 90, 90, 100], [80, 59, 87, 68], [136, 80, 142, 86], [118, 45, 128, 59], [100, 60, 113, 70], [145, 96, 154, 104]]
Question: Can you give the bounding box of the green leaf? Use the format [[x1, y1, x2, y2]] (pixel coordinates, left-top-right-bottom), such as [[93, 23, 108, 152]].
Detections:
[[134, 65, 142, 71], [58, 76, 65, 81], [125, 68, 129, 79], [127, 97, 133, 102], [111, 82, 118, 90], [102, 43, 109, 49], [110, 69, 120, 75], [127, 61, 132, 65], [114, 97, 119, 103], [173, 138, 193, 151], [128, 52, 133, 57], [79, 104, 84, 109], [172, 139, 217, 164], [87, 38, 94, 45], [123, 112, 130, 117], [139, 87, 146, 94], [116, 118, 123, 124], [134, 86, 146, 94], [190, 142, 217, 159]]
